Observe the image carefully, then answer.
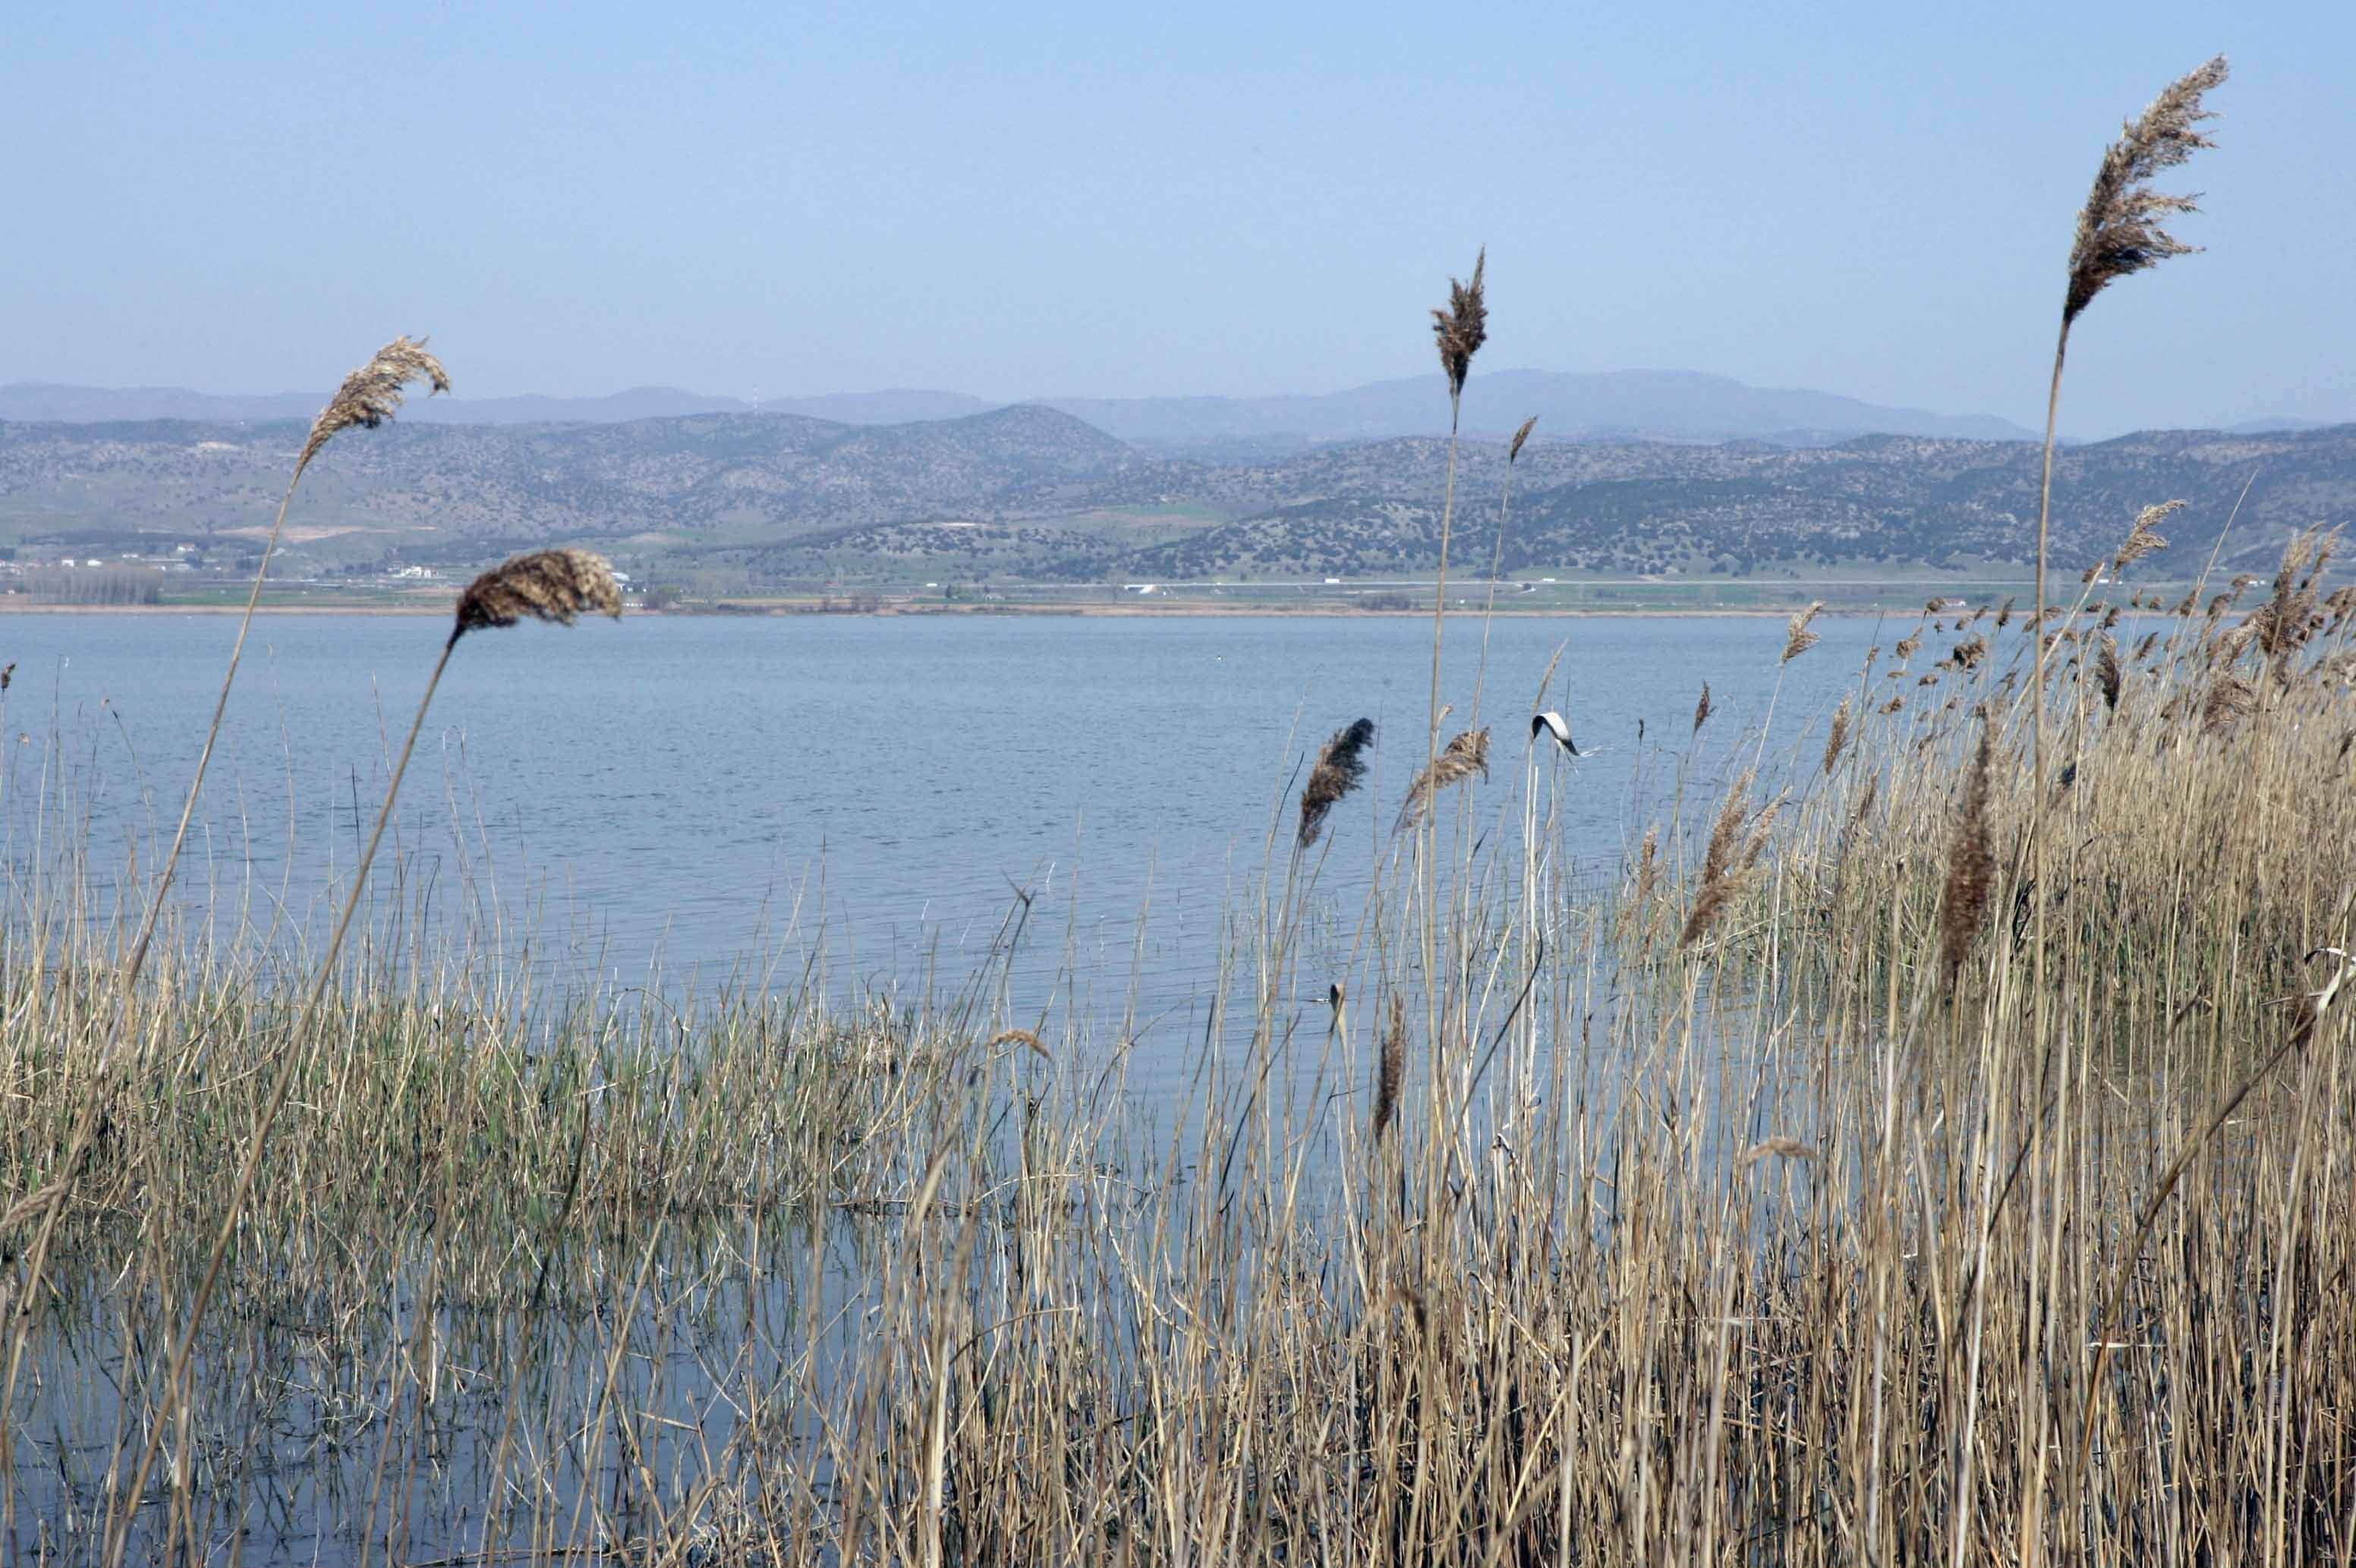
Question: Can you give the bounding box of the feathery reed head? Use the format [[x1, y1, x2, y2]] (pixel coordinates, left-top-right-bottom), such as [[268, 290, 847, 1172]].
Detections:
[[300, 336, 451, 472], [1298, 717, 1376, 849], [1680, 770, 1754, 949], [1822, 696, 1854, 776], [1692, 682, 1714, 735], [1373, 993, 1405, 1141], [1939, 722, 1995, 982], [452, 549, 624, 643], [2202, 671, 2256, 733], [1508, 414, 1538, 464], [2115, 499, 2184, 571], [1781, 602, 1825, 664], [1431, 248, 1488, 402], [2065, 56, 2229, 326], [1397, 728, 1489, 830], [2096, 634, 2124, 710]]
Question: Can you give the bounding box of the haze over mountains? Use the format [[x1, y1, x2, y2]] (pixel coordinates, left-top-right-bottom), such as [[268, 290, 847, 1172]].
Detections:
[[5, 392, 2351, 588], [0, 369, 2042, 449]]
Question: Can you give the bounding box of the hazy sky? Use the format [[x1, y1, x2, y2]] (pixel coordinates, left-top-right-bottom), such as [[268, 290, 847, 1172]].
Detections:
[[5, 0, 2348, 436]]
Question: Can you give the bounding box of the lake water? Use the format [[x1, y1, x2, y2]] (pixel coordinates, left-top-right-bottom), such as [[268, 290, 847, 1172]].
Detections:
[[0, 609, 1881, 1036]]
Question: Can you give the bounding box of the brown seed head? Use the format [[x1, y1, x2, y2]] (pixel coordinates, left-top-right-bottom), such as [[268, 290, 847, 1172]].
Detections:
[[1397, 728, 1489, 830], [1374, 993, 1406, 1141], [452, 549, 624, 643], [2115, 499, 2183, 571], [2065, 57, 2229, 326], [300, 336, 451, 473], [1822, 696, 1854, 776], [1298, 717, 1376, 849], [1508, 414, 1539, 464], [1692, 682, 1714, 735], [2096, 634, 2123, 710], [1940, 722, 1996, 981], [1431, 249, 1488, 402], [1781, 602, 1825, 663]]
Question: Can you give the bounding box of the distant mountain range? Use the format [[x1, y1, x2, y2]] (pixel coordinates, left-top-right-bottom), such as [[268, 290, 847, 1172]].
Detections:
[[0, 369, 2043, 449], [4, 398, 2351, 586]]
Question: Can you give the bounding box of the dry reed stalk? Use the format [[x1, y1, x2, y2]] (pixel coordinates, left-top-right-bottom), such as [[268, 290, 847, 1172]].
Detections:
[[1298, 718, 1376, 849], [2030, 61, 2228, 1050], [1781, 603, 1824, 663], [1397, 728, 1489, 830], [1822, 697, 1854, 775], [1940, 723, 1996, 981], [109, 548, 622, 1560], [2, 337, 452, 1512], [1373, 993, 1405, 1141]]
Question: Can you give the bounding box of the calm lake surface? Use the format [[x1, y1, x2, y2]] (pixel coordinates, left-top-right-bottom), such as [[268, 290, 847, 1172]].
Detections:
[[0, 610, 1882, 1034]]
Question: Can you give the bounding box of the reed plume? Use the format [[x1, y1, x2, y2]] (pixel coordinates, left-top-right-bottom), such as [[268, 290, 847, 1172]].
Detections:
[[1508, 414, 1538, 463], [1431, 249, 1488, 403], [2065, 58, 2230, 326], [1298, 717, 1376, 849], [1940, 723, 1996, 981], [1692, 682, 1714, 735], [1781, 602, 1824, 663], [2115, 500, 2183, 572], [1397, 728, 1488, 830], [1895, 635, 1921, 661], [299, 336, 453, 471], [2203, 672, 2256, 733], [1373, 993, 1406, 1141], [452, 548, 626, 643], [2096, 634, 2124, 711], [1822, 697, 1854, 775], [1680, 771, 1754, 948]]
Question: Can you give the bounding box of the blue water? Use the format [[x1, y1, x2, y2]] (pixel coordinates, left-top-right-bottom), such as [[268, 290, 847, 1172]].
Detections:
[[0, 609, 1882, 1032]]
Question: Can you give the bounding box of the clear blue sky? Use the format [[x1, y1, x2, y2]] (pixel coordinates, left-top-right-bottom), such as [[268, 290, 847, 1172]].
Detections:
[[4, 0, 2348, 435]]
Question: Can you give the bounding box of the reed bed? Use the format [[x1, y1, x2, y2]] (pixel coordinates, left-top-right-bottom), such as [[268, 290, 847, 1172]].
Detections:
[[16, 50, 2356, 1566], [5, 563, 2354, 1562]]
